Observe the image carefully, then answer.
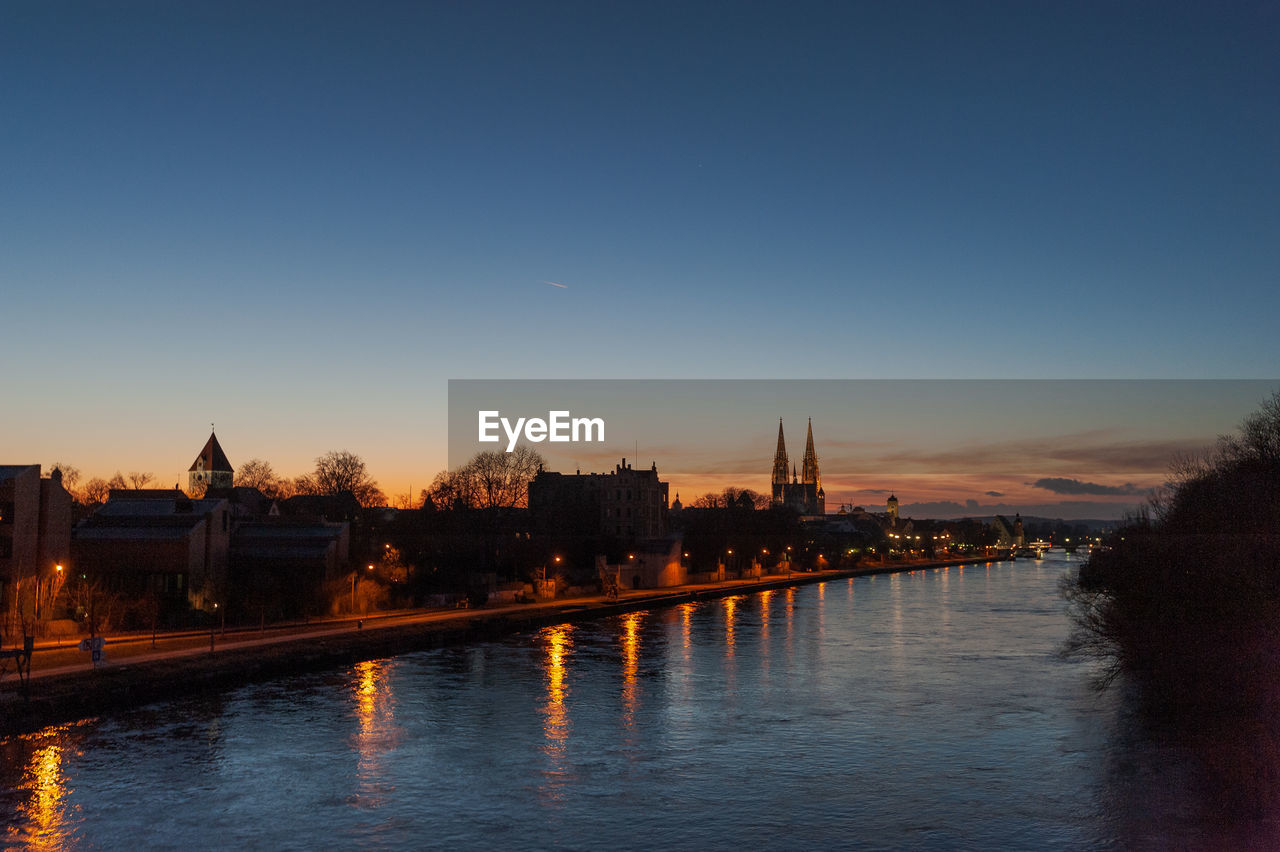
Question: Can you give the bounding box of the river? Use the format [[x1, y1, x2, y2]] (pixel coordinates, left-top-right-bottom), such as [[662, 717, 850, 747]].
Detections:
[[3, 556, 1275, 849]]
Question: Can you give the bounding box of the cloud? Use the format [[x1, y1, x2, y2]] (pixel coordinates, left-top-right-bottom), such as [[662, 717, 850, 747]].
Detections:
[[899, 499, 1142, 521], [543, 280, 569, 289], [1032, 477, 1144, 496], [872, 433, 1211, 475], [984, 490, 1004, 497]]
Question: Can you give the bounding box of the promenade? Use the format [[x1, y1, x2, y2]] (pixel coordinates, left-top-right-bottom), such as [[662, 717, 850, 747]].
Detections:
[[1, 555, 998, 736]]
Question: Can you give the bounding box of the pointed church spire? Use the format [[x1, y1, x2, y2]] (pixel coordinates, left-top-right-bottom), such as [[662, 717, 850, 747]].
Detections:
[[801, 418, 820, 489], [771, 418, 789, 488]]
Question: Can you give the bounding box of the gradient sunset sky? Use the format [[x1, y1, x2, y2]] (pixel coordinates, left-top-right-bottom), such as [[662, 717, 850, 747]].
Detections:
[[4, 2, 1277, 516]]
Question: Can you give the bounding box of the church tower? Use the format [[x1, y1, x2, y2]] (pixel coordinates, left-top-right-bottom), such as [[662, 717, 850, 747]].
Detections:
[[801, 418, 820, 489], [770, 418, 824, 516], [189, 429, 233, 492], [801, 418, 824, 516], [771, 419, 789, 505]]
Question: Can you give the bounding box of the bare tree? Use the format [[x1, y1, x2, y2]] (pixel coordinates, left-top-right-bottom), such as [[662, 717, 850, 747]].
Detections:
[[81, 477, 111, 506], [107, 472, 128, 491], [722, 487, 770, 510], [424, 468, 473, 510], [48, 462, 82, 496], [469, 450, 530, 508], [291, 473, 318, 497], [1219, 390, 1280, 466], [309, 450, 386, 507], [424, 447, 545, 511], [127, 471, 154, 490], [235, 458, 280, 495]]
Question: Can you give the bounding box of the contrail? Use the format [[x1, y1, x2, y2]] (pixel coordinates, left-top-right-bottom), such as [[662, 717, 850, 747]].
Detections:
[[543, 280, 569, 289]]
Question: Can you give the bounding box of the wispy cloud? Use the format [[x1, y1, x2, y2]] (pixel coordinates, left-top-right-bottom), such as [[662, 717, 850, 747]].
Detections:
[[869, 432, 1211, 474], [898, 498, 1137, 521], [1031, 477, 1145, 496], [543, 280, 569, 289], [984, 490, 1004, 497]]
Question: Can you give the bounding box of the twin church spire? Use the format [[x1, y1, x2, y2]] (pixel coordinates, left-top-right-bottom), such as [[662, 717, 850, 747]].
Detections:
[[771, 418, 824, 515]]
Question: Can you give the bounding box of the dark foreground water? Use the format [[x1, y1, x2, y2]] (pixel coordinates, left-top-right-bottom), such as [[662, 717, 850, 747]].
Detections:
[[3, 556, 1276, 850]]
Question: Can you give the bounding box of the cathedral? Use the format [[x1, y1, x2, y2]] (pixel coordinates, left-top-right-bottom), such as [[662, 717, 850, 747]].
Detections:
[[771, 418, 825, 516]]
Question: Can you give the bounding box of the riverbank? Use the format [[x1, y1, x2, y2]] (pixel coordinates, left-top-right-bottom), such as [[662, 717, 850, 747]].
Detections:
[[0, 555, 996, 737]]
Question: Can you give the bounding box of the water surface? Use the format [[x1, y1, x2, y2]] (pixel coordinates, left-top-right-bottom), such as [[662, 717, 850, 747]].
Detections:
[[4, 557, 1271, 849]]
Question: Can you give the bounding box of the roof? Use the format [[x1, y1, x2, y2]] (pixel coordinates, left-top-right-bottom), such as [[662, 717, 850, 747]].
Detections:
[[0, 465, 39, 483], [74, 525, 198, 541], [189, 431, 233, 473], [234, 522, 345, 542], [89, 493, 227, 521], [107, 488, 187, 501]]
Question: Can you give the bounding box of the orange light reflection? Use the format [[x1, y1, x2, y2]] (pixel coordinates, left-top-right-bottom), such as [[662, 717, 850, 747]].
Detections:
[[724, 596, 737, 656], [17, 732, 73, 851], [543, 623, 573, 756], [352, 658, 396, 806], [620, 613, 641, 727]]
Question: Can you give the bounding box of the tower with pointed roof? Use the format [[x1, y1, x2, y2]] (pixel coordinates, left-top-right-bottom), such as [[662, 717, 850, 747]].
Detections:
[[189, 429, 233, 492], [801, 418, 821, 492], [771, 419, 790, 505], [770, 419, 824, 516]]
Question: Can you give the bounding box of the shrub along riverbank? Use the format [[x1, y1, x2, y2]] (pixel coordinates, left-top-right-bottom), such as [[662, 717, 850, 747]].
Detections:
[[1064, 392, 1280, 722]]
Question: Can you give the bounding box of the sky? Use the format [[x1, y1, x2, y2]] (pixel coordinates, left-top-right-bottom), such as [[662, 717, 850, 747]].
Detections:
[[3, 2, 1278, 515]]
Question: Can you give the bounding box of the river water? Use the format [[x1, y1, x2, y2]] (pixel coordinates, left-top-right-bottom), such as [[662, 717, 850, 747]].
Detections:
[[3, 556, 1275, 850]]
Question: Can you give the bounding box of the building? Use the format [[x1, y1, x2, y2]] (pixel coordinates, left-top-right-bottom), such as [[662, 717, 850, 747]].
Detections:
[[596, 538, 685, 590], [72, 490, 231, 618], [189, 429, 233, 493], [529, 458, 670, 540], [0, 465, 73, 627], [770, 419, 825, 516], [229, 519, 350, 620], [991, 514, 1026, 548]]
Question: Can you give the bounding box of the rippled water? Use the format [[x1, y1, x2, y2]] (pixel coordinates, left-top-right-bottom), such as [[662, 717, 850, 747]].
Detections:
[[3, 557, 1275, 849]]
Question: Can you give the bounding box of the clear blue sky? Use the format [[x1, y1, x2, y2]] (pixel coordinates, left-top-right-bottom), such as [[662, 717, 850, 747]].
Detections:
[[3, 2, 1277, 501]]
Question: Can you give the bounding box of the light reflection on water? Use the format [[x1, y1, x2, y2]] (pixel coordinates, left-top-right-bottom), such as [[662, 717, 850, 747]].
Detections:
[[25, 739, 70, 849], [538, 623, 573, 804], [3, 557, 1277, 849]]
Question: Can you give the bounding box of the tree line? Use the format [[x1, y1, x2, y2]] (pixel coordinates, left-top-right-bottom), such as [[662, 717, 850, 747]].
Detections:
[[50, 450, 388, 508]]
